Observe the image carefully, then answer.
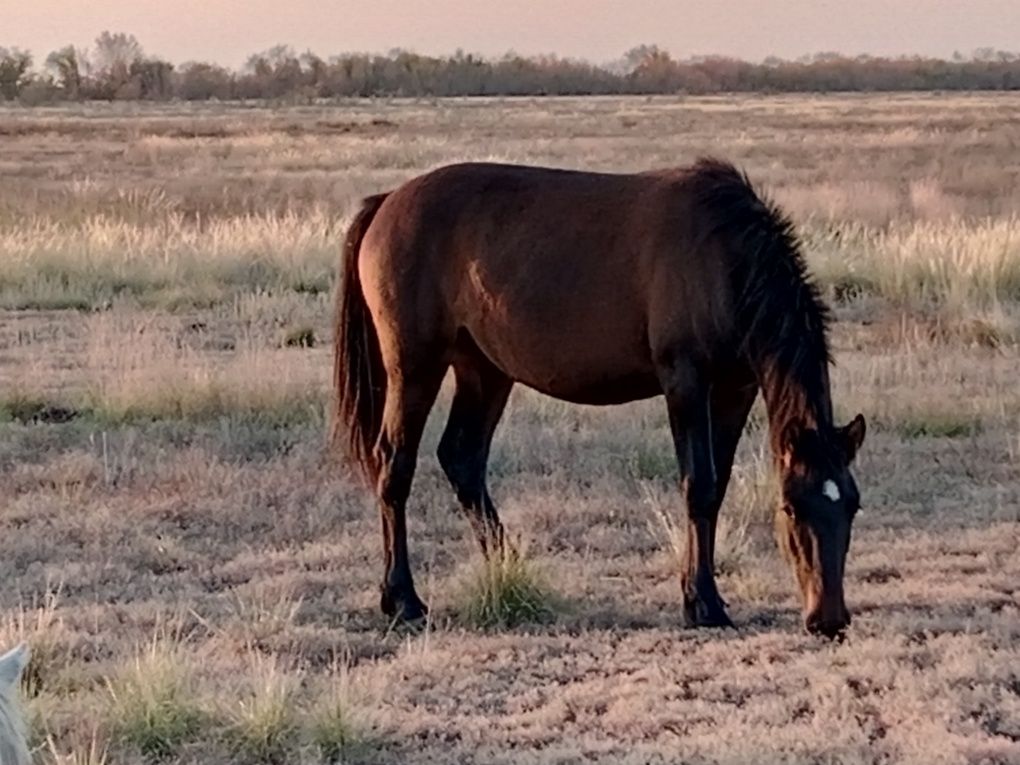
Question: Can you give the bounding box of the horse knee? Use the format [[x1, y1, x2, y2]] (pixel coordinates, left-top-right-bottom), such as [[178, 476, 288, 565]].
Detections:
[[438, 434, 483, 504], [683, 476, 719, 519]]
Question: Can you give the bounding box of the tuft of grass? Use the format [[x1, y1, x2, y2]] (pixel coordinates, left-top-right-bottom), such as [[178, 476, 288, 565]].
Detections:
[[308, 666, 364, 764], [457, 547, 559, 629], [106, 637, 205, 759], [221, 653, 299, 763]]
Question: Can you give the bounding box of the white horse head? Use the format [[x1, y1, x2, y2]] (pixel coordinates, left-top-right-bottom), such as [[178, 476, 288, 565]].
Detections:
[[0, 644, 30, 765]]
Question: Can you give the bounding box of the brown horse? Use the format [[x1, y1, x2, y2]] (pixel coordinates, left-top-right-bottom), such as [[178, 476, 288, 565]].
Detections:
[[332, 159, 866, 638]]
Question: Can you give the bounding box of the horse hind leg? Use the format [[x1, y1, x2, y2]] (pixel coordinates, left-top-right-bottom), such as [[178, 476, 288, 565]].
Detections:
[[437, 347, 513, 556], [375, 362, 447, 621]]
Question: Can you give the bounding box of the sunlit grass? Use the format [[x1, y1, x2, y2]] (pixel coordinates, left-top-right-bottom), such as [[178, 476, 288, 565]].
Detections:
[[808, 217, 1020, 314], [0, 211, 339, 310]]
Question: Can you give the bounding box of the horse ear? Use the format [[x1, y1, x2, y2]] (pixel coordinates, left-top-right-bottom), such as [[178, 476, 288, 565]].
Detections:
[[0, 644, 29, 690], [841, 414, 867, 463]]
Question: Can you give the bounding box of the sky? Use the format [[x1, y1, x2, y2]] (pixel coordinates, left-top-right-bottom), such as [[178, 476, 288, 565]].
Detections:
[[6, 0, 1020, 68]]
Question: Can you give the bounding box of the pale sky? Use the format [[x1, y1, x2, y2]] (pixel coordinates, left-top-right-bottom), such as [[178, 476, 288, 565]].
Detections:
[[6, 0, 1019, 68]]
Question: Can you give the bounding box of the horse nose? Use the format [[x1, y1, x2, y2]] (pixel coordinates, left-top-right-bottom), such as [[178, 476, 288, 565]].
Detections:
[[805, 608, 850, 640]]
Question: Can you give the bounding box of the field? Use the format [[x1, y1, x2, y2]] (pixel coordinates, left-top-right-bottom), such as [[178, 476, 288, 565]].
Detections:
[[1, 94, 1019, 764]]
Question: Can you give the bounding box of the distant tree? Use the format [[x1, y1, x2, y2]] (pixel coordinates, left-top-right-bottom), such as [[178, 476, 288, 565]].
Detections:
[[240, 45, 304, 99], [7, 37, 1020, 103], [176, 61, 234, 100], [130, 57, 174, 99], [92, 31, 144, 98], [0, 47, 32, 100], [622, 45, 666, 74], [17, 76, 59, 105], [46, 46, 84, 99], [629, 47, 679, 92]]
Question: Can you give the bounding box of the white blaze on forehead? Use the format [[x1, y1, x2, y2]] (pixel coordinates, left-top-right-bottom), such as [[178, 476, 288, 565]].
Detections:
[[822, 479, 841, 502]]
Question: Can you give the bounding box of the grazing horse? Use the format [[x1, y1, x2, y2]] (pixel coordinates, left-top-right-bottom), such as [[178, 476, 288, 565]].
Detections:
[[0, 644, 30, 765], [333, 159, 866, 638]]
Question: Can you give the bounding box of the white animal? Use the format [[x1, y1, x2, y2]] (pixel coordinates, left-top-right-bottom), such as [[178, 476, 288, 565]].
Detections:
[[0, 644, 30, 765]]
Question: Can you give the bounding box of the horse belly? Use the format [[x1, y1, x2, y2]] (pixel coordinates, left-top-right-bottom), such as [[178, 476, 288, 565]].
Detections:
[[533, 372, 663, 405], [464, 314, 661, 406]]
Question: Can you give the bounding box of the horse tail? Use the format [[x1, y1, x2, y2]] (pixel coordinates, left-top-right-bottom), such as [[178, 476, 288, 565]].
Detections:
[[331, 193, 389, 485]]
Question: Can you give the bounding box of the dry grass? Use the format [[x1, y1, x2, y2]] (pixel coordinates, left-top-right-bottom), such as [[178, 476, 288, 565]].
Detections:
[[0, 95, 1019, 764]]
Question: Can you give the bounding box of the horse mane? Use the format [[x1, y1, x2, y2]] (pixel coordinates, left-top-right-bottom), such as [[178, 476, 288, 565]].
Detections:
[[689, 158, 834, 439]]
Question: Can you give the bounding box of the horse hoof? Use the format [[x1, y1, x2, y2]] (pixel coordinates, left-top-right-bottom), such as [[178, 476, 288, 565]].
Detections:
[[683, 597, 735, 629], [380, 587, 429, 622]]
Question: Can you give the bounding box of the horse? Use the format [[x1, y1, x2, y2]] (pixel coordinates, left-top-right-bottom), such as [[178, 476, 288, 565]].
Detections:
[[332, 158, 866, 638], [0, 644, 30, 765]]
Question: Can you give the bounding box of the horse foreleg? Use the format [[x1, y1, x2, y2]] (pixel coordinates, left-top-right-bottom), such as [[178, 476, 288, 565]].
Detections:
[[658, 358, 732, 628]]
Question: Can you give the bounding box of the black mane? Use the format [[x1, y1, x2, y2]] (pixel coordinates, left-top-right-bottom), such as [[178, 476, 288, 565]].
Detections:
[[690, 158, 834, 438]]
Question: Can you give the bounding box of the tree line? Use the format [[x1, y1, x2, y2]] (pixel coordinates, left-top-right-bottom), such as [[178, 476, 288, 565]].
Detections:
[[2, 33, 1019, 103]]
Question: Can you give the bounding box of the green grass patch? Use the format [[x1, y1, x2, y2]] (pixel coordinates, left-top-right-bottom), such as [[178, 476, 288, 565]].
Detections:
[[107, 640, 206, 759], [221, 655, 299, 764], [895, 414, 983, 440], [308, 673, 367, 764], [457, 548, 559, 629]]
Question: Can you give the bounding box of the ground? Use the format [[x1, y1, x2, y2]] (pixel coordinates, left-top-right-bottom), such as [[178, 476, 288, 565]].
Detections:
[[0, 94, 1018, 764]]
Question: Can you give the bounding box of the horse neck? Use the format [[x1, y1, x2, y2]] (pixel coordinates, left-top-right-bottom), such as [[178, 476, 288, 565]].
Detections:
[[756, 349, 834, 456]]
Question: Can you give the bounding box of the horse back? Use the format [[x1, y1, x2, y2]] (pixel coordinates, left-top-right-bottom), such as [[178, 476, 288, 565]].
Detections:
[[358, 163, 739, 403]]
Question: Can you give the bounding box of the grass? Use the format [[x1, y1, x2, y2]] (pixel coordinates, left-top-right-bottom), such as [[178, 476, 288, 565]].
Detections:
[[0, 211, 338, 311], [644, 434, 776, 578], [2, 95, 1020, 764], [107, 638, 205, 759], [457, 547, 559, 629], [1, 586, 67, 699], [3, 98, 1020, 315], [279, 325, 317, 349], [307, 667, 364, 764], [808, 217, 1020, 314], [45, 731, 110, 765], [221, 653, 299, 763], [2, 214, 1019, 316], [226, 584, 305, 645], [895, 413, 984, 440]]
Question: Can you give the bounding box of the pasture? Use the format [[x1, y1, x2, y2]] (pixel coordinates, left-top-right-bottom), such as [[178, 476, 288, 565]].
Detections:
[[1, 94, 1019, 764]]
